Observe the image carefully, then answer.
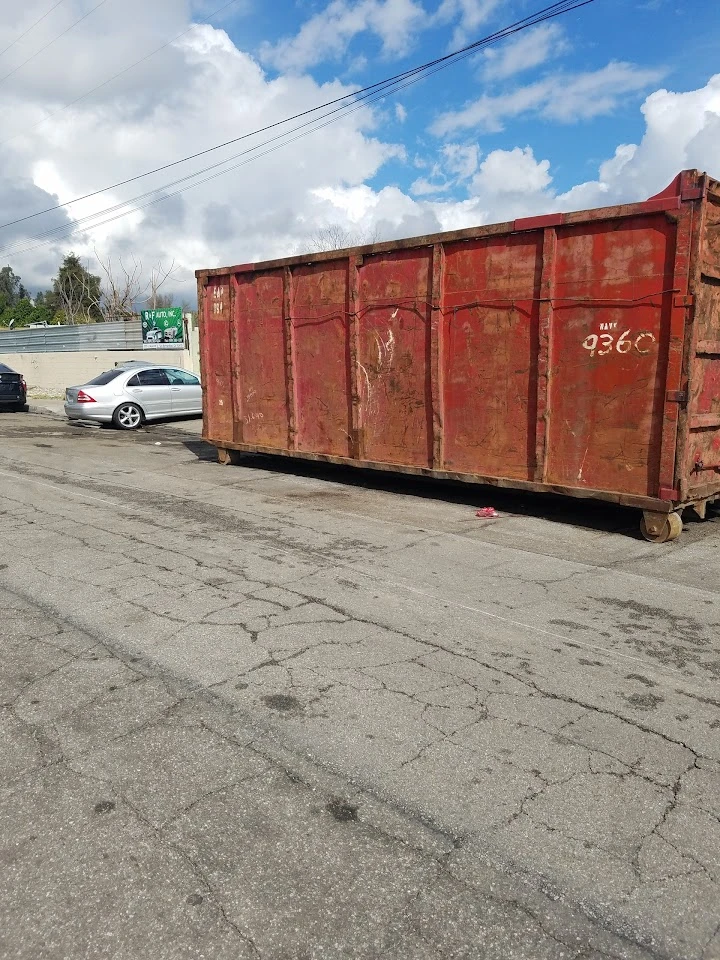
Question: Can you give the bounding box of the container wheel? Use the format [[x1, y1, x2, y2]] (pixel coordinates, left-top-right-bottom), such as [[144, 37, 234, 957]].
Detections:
[[640, 511, 683, 543], [217, 447, 242, 466], [693, 499, 708, 520]]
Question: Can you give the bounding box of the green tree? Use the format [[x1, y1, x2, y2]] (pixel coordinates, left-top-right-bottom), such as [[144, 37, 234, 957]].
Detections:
[[0, 265, 28, 313], [50, 253, 103, 324], [0, 297, 55, 328], [38, 287, 61, 318], [153, 292, 174, 309]]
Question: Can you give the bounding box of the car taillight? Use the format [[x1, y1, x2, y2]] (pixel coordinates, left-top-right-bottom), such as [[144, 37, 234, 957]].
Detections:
[[76, 390, 96, 403], [20, 377, 27, 392]]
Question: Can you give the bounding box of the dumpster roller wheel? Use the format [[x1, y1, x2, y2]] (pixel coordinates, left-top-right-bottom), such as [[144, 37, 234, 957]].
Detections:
[[640, 511, 683, 543], [217, 446, 242, 466]]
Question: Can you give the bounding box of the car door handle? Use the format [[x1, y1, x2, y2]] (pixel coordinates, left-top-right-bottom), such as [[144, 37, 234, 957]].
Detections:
[[170, 387, 182, 392]]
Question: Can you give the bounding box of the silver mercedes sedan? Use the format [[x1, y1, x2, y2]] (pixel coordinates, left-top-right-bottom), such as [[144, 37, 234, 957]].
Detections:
[[64, 362, 202, 429]]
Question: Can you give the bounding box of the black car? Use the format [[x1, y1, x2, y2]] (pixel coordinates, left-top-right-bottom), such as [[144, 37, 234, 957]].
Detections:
[[0, 363, 27, 410]]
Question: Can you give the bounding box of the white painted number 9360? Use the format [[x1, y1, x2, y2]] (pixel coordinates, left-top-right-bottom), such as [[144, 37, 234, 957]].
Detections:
[[582, 330, 656, 357]]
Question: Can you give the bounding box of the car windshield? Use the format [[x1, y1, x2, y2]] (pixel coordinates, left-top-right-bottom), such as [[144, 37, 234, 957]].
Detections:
[[0, 363, 17, 373], [85, 370, 125, 386]]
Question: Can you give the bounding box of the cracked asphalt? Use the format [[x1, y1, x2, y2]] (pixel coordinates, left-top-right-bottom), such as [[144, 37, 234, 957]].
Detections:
[[1, 412, 719, 960]]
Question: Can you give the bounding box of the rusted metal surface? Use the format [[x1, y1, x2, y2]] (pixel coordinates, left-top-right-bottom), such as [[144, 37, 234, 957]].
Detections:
[[198, 169, 720, 521], [430, 243, 445, 470], [199, 278, 233, 443], [535, 228, 556, 483], [684, 178, 720, 497]]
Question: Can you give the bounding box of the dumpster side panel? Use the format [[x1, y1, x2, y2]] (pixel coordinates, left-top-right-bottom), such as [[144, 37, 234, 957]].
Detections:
[[201, 278, 234, 444], [687, 183, 720, 492], [545, 215, 676, 497], [356, 249, 433, 467], [292, 262, 352, 457], [198, 170, 720, 516], [442, 233, 542, 480], [234, 272, 289, 448]]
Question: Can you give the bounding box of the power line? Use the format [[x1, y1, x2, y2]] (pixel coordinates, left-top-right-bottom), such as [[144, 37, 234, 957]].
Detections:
[[4, 17, 560, 253], [3, 72, 431, 255], [0, 0, 245, 149], [0, 0, 597, 258], [0, 0, 594, 234], [0, 0, 595, 257], [0, 0, 67, 60], [0, 39, 471, 231], [0, 0, 112, 87]]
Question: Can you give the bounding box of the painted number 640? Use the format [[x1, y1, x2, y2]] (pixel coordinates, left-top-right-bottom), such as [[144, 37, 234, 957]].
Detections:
[[582, 330, 656, 357]]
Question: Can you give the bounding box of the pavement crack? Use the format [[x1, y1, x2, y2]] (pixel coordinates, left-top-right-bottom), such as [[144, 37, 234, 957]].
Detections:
[[64, 762, 263, 958]]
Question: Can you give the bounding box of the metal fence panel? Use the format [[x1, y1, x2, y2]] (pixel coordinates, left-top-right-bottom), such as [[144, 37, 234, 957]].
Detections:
[[0, 319, 184, 353]]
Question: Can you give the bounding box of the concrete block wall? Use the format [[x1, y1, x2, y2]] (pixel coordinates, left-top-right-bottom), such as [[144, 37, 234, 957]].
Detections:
[[0, 349, 198, 398]]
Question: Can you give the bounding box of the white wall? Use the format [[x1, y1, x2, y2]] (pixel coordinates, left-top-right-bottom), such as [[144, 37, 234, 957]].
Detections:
[[0, 349, 197, 397]]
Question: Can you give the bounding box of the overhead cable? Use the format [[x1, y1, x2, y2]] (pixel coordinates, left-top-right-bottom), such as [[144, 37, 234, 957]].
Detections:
[[0, 0, 112, 87], [0, 0, 245, 149], [0, 0, 67, 60], [0, 0, 596, 257], [0, 0, 595, 234]]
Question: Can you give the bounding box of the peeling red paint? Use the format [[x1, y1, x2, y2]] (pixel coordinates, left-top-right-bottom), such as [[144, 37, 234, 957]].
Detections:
[[198, 169, 720, 519]]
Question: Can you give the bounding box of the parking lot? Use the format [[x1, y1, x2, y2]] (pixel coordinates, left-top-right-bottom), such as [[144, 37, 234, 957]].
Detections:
[[1, 410, 719, 960]]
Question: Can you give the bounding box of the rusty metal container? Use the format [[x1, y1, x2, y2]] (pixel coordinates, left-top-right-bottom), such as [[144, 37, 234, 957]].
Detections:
[[196, 169, 720, 542]]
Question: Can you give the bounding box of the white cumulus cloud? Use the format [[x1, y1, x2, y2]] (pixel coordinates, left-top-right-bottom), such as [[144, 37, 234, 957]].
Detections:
[[556, 73, 720, 209], [260, 0, 427, 71], [433, 0, 499, 47], [0, 3, 403, 295], [432, 61, 664, 135], [420, 74, 720, 229], [480, 23, 568, 81], [472, 146, 551, 194], [0, 0, 718, 306], [441, 142, 479, 179]]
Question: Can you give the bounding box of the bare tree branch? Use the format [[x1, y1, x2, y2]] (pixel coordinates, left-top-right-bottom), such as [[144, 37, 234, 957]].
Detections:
[[303, 223, 381, 254], [93, 248, 149, 321], [144, 260, 178, 310]]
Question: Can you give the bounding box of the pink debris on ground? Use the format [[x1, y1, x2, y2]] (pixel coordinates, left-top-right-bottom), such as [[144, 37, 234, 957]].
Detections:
[[475, 507, 499, 519]]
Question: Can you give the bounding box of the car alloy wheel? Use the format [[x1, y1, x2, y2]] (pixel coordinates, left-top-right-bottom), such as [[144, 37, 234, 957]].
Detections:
[[113, 402, 143, 430]]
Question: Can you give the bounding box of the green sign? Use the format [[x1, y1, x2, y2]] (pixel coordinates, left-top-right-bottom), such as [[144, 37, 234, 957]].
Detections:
[[141, 308, 183, 348]]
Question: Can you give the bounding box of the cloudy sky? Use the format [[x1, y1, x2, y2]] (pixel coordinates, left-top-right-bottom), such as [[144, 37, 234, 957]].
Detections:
[[0, 0, 718, 301]]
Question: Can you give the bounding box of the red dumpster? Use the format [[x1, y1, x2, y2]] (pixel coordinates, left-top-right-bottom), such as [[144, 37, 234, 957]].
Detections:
[[196, 168, 720, 543]]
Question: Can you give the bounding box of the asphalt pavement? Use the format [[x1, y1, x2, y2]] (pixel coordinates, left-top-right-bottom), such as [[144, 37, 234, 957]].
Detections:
[[1, 410, 719, 960]]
